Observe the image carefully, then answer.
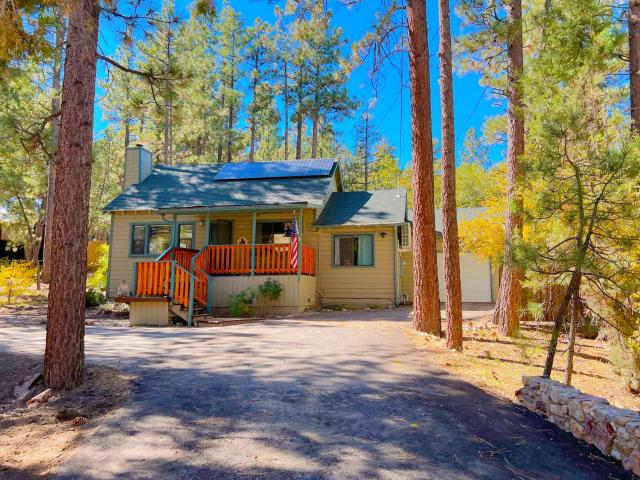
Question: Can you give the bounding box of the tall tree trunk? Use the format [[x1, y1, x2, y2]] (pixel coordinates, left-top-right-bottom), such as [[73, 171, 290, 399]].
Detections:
[[630, 0, 640, 133], [296, 112, 303, 159], [439, 0, 463, 350], [364, 113, 369, 191], [407, 0, 441, 335], [217, 93, 225, 163], [44, 0, 99, 390], [42, 11, 65, 284], [284, 60, 289, 160], [226, 71, 235, 163], [311, 115, 319, 158], [493, 0, 524, 337]]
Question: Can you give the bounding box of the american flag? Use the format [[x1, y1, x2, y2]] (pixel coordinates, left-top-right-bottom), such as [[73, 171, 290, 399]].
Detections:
[[290, 215, 299, 270]]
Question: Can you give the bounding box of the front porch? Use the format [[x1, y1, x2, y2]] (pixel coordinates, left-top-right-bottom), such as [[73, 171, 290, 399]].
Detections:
[[130, 241, 317, 325]]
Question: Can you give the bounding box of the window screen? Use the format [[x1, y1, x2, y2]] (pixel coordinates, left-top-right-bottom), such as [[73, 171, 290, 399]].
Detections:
[[179, 223, 194, 249], [131, 225, 146, 255]]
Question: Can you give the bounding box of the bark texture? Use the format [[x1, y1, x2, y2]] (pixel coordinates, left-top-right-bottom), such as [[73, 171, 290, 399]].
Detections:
[[42, 11, 66, 284], [630, 0, 640, 133], [407, 0, 441, 335], [43, 0, 99, 390], [493, 0, 524, 337], [438, 0, 463, 350]]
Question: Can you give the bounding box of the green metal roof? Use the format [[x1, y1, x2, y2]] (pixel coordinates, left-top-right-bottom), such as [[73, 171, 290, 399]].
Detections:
[[104, 161, 339, 212], [315, 189, 408, 227]]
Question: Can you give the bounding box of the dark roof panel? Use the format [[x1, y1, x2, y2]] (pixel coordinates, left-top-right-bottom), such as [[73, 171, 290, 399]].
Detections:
[[315, 189, 407, 227], [104, 160, 337, 212], [214, 159, 335, 181]]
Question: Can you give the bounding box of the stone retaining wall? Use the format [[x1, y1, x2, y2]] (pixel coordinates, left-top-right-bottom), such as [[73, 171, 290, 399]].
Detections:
[[516, 376, 640, 476]]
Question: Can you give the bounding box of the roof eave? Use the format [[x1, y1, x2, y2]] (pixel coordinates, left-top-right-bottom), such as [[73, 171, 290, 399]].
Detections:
[[106, 202, 317, 215]]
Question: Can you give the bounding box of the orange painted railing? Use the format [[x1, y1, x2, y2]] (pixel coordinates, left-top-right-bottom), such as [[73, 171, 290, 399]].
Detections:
[[136, 261, 171, 296], [156, 247, 198, 271], [200, 244, 315, 276], [301, 244, 315, 276], [173, 265, 191, 308]]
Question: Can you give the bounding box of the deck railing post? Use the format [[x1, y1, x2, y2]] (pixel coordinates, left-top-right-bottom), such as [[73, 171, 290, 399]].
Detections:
[[187, 257, 196, 326], [132, 262, 138, 297], [297, 209, 303, 279], [169, 261, 176, 301], [207, 275, 214, 314], [250, 211, 257, 276]]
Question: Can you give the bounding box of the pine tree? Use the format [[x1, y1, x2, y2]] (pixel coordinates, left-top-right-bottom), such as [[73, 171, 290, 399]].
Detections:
[[214, 4, 246, 162], [630, 0, 640, 132], [245, 18, 279, 162], [44, 0, 100, 390], [353, 110, 380, 190], [438, 0, 463, 350], [407, 0, 441, 335]]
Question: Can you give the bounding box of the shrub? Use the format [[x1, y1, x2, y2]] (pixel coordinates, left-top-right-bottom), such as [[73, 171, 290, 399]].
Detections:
[[0, 260, 36, 304], [257, 278, 283, 302], [229, 289, 254, 317], [97, 302, 129, 316], [87, 243, 109, 290], [86, 287, 107, 307]]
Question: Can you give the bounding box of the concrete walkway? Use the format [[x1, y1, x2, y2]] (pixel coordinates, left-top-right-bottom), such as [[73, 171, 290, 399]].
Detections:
[[0, 308, 631, 479]]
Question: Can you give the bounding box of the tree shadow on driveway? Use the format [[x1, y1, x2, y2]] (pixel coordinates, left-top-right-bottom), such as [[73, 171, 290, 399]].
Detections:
[[0, 318, 632, 479]]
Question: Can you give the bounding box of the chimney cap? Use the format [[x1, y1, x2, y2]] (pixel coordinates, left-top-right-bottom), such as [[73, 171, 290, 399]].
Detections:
[[136, 143, 143, 148]]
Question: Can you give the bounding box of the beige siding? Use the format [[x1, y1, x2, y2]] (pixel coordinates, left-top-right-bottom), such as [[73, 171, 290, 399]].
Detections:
[[314, 225, 396, 306], [107, 209, 317, 298], [129, 301, 170, 326], [108, 211, 207, 298], [399, 250, 495, 303]]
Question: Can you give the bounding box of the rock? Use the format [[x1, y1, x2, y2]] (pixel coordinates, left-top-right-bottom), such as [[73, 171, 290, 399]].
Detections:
[[71, 416, 88, 426], [56, 408, 85, 421], [26, 388, 52, 407], [14, 373, 42, 401], [623, 450, 640, 475], [568, 399, 585, 422], [570, 419, 585, 440]]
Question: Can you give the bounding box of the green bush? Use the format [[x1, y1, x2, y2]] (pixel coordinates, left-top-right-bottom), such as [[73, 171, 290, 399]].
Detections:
[[257, 278, 283, 302], [229, 289, 254, 317], [85, 287, 107, 307]]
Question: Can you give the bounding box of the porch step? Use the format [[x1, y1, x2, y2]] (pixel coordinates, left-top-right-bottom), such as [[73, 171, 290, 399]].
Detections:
[[196, 316, 264, 327]]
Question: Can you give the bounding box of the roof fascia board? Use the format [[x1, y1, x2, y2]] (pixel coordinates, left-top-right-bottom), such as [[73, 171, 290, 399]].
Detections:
[[107, 203, 314, 215]]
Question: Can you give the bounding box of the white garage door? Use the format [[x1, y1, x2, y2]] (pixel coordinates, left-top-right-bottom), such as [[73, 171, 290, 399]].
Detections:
[[437, 253, 492, 303]]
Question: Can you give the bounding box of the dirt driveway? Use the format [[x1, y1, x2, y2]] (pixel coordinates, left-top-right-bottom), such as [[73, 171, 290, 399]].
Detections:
[[0, 308, 631, 479]]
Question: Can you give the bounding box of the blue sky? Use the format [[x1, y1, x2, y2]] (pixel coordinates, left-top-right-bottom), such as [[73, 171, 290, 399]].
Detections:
[[94, 0, 505, 169]]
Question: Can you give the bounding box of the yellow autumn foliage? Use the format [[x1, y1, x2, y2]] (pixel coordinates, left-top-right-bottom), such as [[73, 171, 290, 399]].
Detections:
[[0, 261, 36, 304]]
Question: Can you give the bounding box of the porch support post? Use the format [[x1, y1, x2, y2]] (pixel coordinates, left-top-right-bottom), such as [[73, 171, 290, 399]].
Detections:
[[297, 209, 303, 279], [205, 214, 211, 245], [250, 210, 257, 276], [132, 262, 138, 297], [169, 261, 176, 302], [207, 275, 214, 314], [171, 214, 178, 247], [188, 257, 195, 327]]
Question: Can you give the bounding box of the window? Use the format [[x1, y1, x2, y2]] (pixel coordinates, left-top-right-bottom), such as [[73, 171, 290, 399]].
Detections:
[[178, 223, 194, 249], [209, 220, 232, 245], [130, 223, 171, 256], [334, 235, 374, 267], [400, 223, 411, 249], [257, 222, 287, 244], [131, 225, 146, 255]]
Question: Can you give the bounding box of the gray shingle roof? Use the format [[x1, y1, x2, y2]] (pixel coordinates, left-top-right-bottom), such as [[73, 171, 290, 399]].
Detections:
[[407, 207, 486, 232], [104, 161, 338, 212], [315, 189, 407, 227]]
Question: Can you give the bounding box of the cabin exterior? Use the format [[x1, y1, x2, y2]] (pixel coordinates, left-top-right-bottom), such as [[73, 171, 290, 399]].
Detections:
[[104, 146, 496, 326]]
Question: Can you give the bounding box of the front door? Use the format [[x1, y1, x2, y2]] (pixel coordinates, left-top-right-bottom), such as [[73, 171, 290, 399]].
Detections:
[[209, 220, 232, 245]]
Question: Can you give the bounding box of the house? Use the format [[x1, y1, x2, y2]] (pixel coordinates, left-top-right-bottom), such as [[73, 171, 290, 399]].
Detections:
[[104, 146, 496, 326]]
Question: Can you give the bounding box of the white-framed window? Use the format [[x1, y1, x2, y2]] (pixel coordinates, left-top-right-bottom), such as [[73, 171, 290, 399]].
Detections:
[[400, 223, 411, 249], [333, 234, 374, 267]]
